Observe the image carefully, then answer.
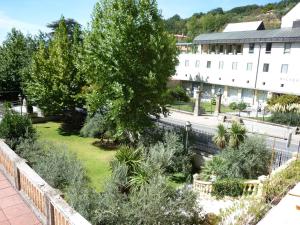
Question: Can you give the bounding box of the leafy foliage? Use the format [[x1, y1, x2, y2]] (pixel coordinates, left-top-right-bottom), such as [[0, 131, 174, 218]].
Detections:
[[93, 133, 202, 224], [80, 111, 108, 138], [228, 122, 247, 149], [229, 102, 238, 111], [164, 0, 300, 40], [213, 124, 228, 149], [264, 159, 300, 203], [268, 94, 300, 106], [82, 0, 178, 139], [269, 112, 300, 126], [0, 109, 36, 149], [166, 85, 190, 103], [201, 136, 271, 180], [212, 179, 244, 198], [0, 29, 35, 96], [25, 18, 85, 115]]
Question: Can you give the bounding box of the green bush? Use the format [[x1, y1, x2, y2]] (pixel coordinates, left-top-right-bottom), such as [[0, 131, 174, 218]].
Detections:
[[80, 112, 107, 138], [166, 85, 190, 103], [16, 139, 87, 191], [201, 136, 271, 180], [237, 102, 247, 112], [268, 95, 300, 106], [269, 112, 300, 126], [0, 110, 36, 149], [229, 102, 237, 110], [264, 160, 300, 203], [212, 179, 244, 198]]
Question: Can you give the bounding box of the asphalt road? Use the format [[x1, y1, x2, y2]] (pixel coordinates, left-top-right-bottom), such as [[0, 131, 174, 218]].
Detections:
[[160, 116, 300, 153]]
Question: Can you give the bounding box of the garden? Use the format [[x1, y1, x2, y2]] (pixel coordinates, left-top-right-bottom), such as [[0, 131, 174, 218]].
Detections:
[[0, 0, 299, 224]]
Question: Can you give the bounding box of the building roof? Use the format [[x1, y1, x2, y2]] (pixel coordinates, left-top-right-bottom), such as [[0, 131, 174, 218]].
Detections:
[[223, 21, 265, 32], [194, 27, 300, 44], [176, 42, 193, 46]]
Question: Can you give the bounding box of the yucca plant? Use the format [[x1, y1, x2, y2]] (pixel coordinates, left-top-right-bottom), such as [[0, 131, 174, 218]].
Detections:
[[112, 146, 142, 177], [213, 124, 229, 150], [229, 122, 247, 149]]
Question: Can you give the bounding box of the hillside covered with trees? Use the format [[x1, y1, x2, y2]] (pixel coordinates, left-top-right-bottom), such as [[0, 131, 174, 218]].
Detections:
[[164, 0, 300, 41]]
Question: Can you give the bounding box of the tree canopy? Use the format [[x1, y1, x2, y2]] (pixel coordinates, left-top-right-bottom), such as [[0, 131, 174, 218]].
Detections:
[[82, 0, 178, 139], [24, 18, 85, 115], [0, 29, 35, 97]]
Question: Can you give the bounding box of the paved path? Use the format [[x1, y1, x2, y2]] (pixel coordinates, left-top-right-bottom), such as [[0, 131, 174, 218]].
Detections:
[[161, 111, 300, 152], [0, 171, 41, 225], [258, 183, 300, 225]]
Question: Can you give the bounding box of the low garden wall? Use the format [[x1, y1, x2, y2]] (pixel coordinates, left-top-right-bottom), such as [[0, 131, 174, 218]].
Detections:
[[193, 152, 299, 199], [0, 140, 91, 225]]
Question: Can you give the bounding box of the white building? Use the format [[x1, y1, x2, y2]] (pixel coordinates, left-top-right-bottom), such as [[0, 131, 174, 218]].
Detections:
[[173, 3, 300, 106]]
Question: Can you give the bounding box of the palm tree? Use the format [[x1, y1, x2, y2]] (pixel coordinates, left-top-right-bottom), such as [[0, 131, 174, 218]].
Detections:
[[213, 124, 229, 149], [229, 122, 247, 149]]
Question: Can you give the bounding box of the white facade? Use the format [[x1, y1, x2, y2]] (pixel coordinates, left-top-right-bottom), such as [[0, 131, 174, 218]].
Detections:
[[281, 3, 300, 28], [173, 4, 300, 106]]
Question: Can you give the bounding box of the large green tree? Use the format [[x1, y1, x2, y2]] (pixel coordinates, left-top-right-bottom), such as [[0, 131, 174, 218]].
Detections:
[[25, 18, 85, 116], [0, 29, 35, 97], [83, 0, 178, 139]]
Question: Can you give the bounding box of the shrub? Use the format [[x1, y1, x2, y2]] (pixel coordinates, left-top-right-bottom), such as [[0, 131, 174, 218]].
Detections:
[[17, 139, 87, 191], [212, 179, 244, 198], [200, 156, 225, 181], [229, 102, 237, 110], [201, 136, 271, 180], [166, 85, 190, 103], [228, 122, 247, 149], [0, 110, 36, 149], [213, 124, 228, 149], [264, 159, 300, 203], [237, 102, 247, 112], [80, 112, 107, 138], [268, 94, 300, 106], [269, 112, 300, 126], [33, 143, 87, 190]]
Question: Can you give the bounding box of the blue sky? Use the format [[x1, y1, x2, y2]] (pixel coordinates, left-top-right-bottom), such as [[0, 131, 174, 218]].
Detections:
[[0, 0, 279, 42]]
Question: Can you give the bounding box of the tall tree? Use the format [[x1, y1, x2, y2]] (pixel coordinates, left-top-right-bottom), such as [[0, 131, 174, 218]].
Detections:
[[83, 0, 178, 139], [25, 18, 85, 116], [47, 18, 82, 40], [0, 29, 34, 97]]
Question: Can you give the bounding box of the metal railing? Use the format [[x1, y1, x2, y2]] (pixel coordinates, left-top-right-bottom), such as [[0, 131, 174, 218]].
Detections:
[[156, 120, 219, 155]]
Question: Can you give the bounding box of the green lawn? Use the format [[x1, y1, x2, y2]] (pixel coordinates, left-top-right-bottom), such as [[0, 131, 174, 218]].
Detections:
[[170, 101, 235, 114], [35, 122, 116, 192]]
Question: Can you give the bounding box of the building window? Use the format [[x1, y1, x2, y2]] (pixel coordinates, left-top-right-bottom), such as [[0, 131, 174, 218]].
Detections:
[[266, 43, 272, 54], [211, 45, 216, 53], [185, 60, 189, 67], [246, 63, 253, 71], [284, 43, 291, 54], [236, 45, 242, 54], [281, 64, 288, 74], [232, 62, 238, 70], [263, 63, 269, 72], [195, 60, 200, 68], [207, 61, 211, 68], [219, 45, 224, 53], [249, 43, 255, 54], [219, 61, 224, 70], [228, 45, 233, 54]]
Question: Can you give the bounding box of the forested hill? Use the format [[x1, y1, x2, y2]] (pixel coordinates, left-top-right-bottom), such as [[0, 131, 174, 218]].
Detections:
[[164, 0, 300, 41]]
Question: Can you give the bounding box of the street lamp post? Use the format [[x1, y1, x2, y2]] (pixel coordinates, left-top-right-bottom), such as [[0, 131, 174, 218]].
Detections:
[[18, 94, 23, 116], [185, 121, 192, 152]]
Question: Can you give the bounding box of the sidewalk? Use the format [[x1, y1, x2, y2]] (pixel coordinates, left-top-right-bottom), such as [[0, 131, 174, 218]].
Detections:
[[0, 171, 41, 225], [258, 183, 300, 225], [166, 111, 300, 143]]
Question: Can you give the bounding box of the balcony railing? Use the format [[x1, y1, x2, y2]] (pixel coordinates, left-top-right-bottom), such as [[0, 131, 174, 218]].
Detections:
[[0, 140, 91, 225]]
